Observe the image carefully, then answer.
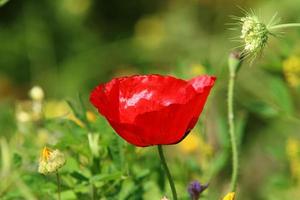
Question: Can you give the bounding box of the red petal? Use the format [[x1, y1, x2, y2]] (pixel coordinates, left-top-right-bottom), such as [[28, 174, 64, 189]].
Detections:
[[90, 74, 216, 146], [188, 75, 216, 93], [90, 79, 120, 121]]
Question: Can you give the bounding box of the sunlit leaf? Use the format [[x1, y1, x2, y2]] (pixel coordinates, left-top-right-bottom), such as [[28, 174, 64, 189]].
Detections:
[[0, 0, 9, 7]]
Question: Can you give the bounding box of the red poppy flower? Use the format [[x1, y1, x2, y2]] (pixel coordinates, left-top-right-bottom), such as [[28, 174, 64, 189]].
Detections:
[[90, 74, 216, 147]]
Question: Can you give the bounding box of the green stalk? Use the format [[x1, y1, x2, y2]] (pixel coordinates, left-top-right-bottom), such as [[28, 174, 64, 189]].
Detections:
[[157, 145, 177, 200], [269, 23, 300, 30], [227, 52, 243, 192], [56, 171, 61, 200], [228, 70, 238, 191]]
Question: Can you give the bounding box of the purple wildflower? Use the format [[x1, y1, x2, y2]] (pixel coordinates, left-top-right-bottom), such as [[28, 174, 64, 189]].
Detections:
[[187, 181, 208, 200]]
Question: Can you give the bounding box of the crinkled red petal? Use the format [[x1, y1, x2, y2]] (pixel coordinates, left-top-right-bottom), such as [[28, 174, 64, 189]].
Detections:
[[90, 74, 216, 146]]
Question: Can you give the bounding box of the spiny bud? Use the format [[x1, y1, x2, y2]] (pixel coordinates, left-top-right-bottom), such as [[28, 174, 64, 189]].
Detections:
[[38, 147, 66, 175], [240, 15, 269, 55]]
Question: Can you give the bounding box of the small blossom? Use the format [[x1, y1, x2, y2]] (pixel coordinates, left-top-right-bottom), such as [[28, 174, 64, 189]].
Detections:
[[232, 11, 280, 60], [161, 197, 169, 200], [222, 192, 235, 200], [88, 133, 100, 157], [240, 15, 269, 56], [16, 111, 31, 123], [38, 147, 66, 175], [283, 56, 300, 88], [233, 11, 300, 62], [179, 131, 200, 154], [187, 181, 208, 200], [190, 64, 206, 76], [286, 138, 300, 181], [29, 86, 44, 101], [29, 86, 44, 120], [86, 111, 97, 122]]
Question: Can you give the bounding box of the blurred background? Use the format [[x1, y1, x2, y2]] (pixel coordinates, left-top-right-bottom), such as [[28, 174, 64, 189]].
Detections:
[[1, 0, 300, 199]]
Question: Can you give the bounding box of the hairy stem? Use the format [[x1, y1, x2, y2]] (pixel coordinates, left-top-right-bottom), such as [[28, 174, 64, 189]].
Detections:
[[227, 52, 243, 192], [228, 71, 238, 192], [157, 145, 177, 200], [269, 23, 300, 30]]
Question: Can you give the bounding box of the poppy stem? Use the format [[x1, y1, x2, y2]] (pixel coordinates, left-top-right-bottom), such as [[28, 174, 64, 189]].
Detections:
[[227, 52, 243, 192], [157, 145, 177, 200], [56, 171, 61, 200]]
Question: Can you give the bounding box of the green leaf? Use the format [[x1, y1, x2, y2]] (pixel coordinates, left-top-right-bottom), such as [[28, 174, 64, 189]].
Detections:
[[246, 101, 278, 118], [70, 171, 89, 182], [90, 172, 123, 184], [0, 0, 9, 7], [12, 153, 22, 168], [61, 190, 77, 200], [269, 78, 294, 115]]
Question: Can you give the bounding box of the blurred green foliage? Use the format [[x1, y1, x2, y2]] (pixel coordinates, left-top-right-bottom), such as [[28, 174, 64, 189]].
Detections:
[[1, 0, 300, 199]]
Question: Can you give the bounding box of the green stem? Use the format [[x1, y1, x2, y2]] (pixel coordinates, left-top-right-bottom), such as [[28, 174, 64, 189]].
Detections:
[[269, 23, 300, 30], [92, 185, 96, 200], [56, 171, 61, 200], [227, 52, 243, 192], [157, 145, 177, 200]]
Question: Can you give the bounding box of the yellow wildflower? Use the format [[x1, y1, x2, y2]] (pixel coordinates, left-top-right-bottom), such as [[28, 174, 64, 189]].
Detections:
[[43, 101, 70, 119], [86, 111, 97, 122], [68, 114, 85, 127], [190, 64, 206, 76], [179, 131, 200, 154], [222, 192, 235, 200], [179, 131, 213, 156], [38, 147, 66, 175], [286, 138, 299, 158], [43, 100, 85, 127], [283, 56, 300, 87], [286, 138, 300, 181]]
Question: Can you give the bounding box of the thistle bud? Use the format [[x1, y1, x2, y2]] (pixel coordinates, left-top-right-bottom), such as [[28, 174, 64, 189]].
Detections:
[[228, 51, 243, 75], [38, 147, 66, 175], [240, 15, 269, 55], [88, 133, 100, 158]]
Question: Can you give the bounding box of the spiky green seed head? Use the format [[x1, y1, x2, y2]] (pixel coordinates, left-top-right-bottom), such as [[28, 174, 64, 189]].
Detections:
[[240, 16, 269, 55]]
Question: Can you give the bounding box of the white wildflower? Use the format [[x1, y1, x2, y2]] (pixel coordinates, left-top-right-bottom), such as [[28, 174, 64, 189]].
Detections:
[[29, 86, 44, 101], [38, 147, 66, 175], [240, 15, 269, 55]]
